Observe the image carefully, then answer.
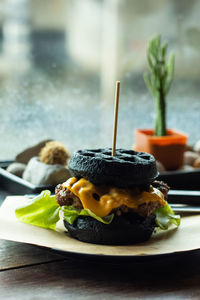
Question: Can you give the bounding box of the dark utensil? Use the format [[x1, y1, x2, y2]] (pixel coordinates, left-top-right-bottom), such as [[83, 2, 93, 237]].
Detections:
[[170, 204, 200, 214], [168, 190, 200, 205], [158, 169, 200, 190]]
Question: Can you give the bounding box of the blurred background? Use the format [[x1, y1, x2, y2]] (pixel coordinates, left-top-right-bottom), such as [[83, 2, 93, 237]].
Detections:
[[0, 0, 200, 159]]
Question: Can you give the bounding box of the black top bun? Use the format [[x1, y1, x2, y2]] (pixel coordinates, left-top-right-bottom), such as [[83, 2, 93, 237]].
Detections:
[[68, 148, 158, 187]]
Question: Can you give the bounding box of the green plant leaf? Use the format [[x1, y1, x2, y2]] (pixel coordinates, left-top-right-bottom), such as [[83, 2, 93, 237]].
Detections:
[[167, 53, 175, 81], [143, 34, 175, 136], [147, 53, 154, 69], [161, 41, 167, 59], [143, 72, 154, 95]]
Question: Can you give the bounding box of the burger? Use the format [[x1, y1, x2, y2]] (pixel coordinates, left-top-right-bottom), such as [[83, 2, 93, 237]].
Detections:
[[55, 148, 180, 245], [15, 148, 180, 245]]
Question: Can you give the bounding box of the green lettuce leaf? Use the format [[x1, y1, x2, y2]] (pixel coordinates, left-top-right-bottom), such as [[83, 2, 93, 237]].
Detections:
[[15, 190, 60, 230], [61, 206, 114, 225], [15, 190, 180, 232], [155, 202, 181, 230], [15, 191, 114, 229]]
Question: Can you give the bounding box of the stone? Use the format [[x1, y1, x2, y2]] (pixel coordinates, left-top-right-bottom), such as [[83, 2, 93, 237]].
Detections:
[[193, 157, 200, 169], [6, 162, 26, 177], [194, 140, 200, 154], [22, 156, 71, 185], [16, 140, 52, 164], [156, 160, 166, 173], [183, 151, 199, 166]]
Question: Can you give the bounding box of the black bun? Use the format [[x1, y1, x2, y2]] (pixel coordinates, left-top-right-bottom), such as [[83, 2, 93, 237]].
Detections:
[[64, 213, 156, 245], [68, 148, 158, 187]]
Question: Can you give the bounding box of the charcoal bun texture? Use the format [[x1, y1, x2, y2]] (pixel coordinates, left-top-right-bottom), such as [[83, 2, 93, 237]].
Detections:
[[64, 213, 156, 245], [68, 148, 158, 187]]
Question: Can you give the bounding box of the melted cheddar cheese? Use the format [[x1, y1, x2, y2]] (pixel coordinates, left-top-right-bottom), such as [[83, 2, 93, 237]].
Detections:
[[63, 177, 166, 218]]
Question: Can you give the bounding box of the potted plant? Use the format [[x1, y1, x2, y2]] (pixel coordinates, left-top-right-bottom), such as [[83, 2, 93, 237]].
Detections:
[[134, 35, 187, 170]]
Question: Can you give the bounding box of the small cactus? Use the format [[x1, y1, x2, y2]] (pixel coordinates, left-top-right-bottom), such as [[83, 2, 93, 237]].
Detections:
[[144, 35, 175, 136]]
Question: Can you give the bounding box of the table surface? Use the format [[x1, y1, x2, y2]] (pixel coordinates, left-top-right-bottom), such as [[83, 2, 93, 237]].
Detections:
[[1, 189, 200, 299]]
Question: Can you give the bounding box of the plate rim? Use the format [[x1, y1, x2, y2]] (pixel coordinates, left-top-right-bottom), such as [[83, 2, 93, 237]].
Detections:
[[47, 244, 200, 263]]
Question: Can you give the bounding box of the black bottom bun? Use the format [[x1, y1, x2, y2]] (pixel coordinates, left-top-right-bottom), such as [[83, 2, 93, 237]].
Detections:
[[64, 213, 156, 245]]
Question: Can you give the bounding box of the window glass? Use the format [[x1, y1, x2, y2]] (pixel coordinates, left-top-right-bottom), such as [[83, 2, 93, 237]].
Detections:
[[0, 0, 200, 159]]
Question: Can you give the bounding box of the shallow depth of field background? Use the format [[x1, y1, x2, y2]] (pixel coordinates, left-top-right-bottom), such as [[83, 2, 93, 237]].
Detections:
[[0, 0, 200, 159]]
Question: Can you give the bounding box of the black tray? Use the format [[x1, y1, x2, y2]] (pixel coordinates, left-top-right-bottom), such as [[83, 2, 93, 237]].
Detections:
[[158, 169, 200, 190], [0, 161, 55, 195]]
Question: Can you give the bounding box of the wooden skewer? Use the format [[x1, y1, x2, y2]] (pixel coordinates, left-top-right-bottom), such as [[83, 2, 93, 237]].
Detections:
[[112, 81, 120, 156]]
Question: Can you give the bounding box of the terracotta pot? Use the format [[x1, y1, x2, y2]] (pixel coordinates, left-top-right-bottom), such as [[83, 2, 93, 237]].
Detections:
[[134, 129, 188, 170]]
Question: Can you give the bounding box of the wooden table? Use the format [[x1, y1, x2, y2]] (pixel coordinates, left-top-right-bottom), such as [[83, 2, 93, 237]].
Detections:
[[1, 190, 200, 299]]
